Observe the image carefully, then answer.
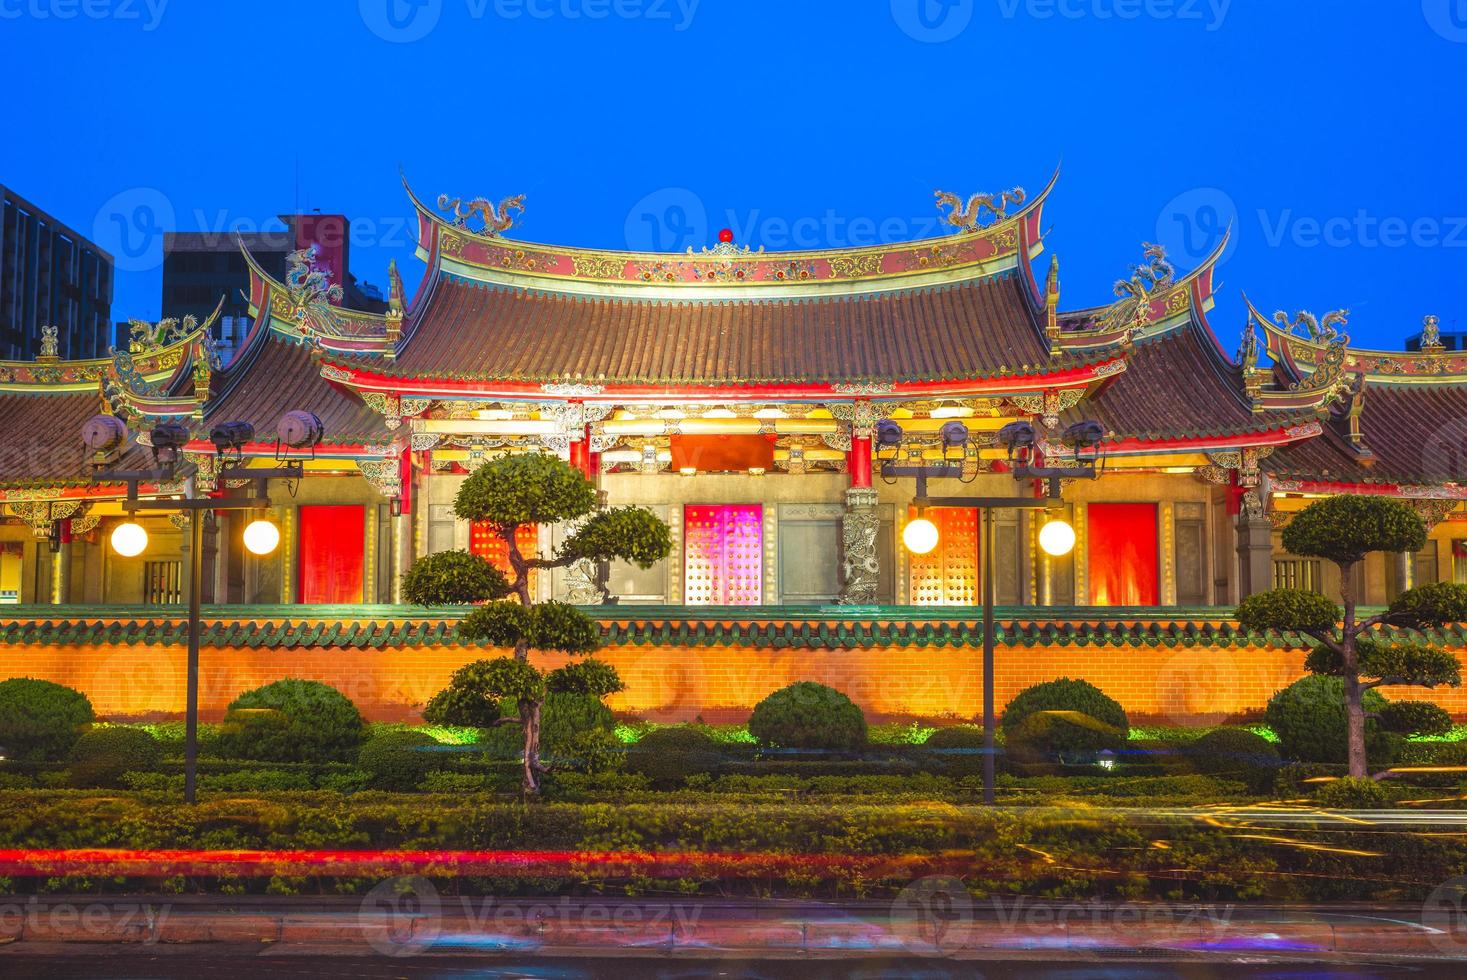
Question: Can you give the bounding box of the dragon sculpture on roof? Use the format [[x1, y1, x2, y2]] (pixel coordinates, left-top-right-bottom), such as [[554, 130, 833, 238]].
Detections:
[[1096, 242, 1175, 335], [934, 188, 1026, 231], [437, 193, 525, 237], [1274, 309, 1349, 345]]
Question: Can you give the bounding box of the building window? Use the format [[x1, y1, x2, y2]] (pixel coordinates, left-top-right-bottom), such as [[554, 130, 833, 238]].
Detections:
[[0, 543, 19, 604], [1087, 503, 1159, 606], [1273, 558, 1322, 592], [143, 560, 182, 605], [908, 506, 979, 606], [1175, 502, 1208, 606], [684, 504, 762, 605], [298, 505, 365, 604]]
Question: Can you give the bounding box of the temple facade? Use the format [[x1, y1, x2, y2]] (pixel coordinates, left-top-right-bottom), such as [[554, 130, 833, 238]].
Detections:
[[3, 172, 1465, 613]]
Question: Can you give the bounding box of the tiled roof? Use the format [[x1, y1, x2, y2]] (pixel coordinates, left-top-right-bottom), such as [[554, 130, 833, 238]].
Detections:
[[206, 335, 388, 445], [388, 272, 1068, 385], [1065, 324, 1293, 440], [0, 390, 106, 488], [1268, 382, 1467, 485]]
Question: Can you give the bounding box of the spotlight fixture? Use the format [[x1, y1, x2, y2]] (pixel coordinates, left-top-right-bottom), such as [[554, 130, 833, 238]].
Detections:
[[276, 410, 325, 458], [149, 422, 190, 468], [209, 421, 255, 462], [875, 419, 904, 449], [997, 420, 1037, 462], [1065, 420, 1106, 457], [81, 414, 128, 464], [939, 421, 969, 453]]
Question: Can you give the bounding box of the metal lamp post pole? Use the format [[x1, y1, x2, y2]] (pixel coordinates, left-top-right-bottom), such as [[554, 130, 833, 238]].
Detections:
[[185, 506, 203, 804], [981, 506, 996, 804]]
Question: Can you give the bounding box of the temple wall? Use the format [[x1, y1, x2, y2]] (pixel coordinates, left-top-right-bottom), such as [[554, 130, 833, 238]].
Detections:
[[4, 627, 1464, 726]]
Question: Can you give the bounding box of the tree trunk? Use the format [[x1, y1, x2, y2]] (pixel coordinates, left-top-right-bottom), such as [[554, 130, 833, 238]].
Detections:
[[1338, 560, 1368, 778], [520, 696, 542, 795]]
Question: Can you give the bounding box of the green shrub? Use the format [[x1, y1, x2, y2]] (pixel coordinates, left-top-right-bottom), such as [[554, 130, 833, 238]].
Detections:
[[1001, 679, 1128, 737], [1272, 761, 1346, 797], [216, 680, 366, 763], [1004, 710, 1126, 767], [359, 730, 449, 790], [421, 771, 500, 794], [68, 727, 162, 788], [1184, 728, 1281, 793], [1265, 676, 1387, 764], [1378, 700, 1454, 737], [547, 728, 623, 774], [748, 682, 867, 751], [545, 659, 624, 698], [1316, 776, 1390, 809], [922, 724, 986, 775], [625, 725, 723, 784], [476, 692, 614, 761], [0, 679, 94, 762]]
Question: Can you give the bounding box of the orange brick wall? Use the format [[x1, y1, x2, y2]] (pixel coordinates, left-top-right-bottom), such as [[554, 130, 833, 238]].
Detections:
[[3, 639, 1466, 725]]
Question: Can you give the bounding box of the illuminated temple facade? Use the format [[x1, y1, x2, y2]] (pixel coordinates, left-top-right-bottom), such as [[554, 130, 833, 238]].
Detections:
[[3, 173, 1466, 613]]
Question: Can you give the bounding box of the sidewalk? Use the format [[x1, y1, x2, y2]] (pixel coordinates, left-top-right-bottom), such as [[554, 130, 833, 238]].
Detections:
[[0, 896, 1463, 962]]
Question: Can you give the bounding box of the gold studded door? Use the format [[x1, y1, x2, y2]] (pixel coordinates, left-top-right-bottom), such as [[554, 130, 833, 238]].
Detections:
[[683, 504, 763, 606], [908, 506, 979, 606]]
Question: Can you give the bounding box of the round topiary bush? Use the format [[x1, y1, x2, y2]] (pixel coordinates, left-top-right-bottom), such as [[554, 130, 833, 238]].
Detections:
[[359, 730, 448, 790], [1265, 675, 1387, 765], [1316, 775, 1390, 809], [625, 725, 722, 784], [0, 678, 95, 762], [747, 682, 867, 751], [922, 724, 986, 775], [1004, 709, 1126, 767], [1185, 728, 1282, 793], [68, 726, 161, 788], [216, 679, 366, 763], [1000, 679, 1128, 738], [1377, 700, 1454, 738]]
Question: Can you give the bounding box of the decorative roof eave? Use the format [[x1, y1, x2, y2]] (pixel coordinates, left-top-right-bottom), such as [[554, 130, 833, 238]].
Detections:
[[317, 352, 1126, 404], [0, 477, 187, 505], [0, 330, 200, 395], [1055, 232, 1227, 353], [1257, 296, 1467, 385], [403, 170, 1055, 301], [1268, 476, 1467, 500], [1046, 420, 1322, 460], [178, 438, 400, 462], [241, 241, 397, 357]]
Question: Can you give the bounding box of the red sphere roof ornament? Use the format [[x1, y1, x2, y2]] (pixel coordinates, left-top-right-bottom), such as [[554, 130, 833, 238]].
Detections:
[[718, 228, 734, 244]]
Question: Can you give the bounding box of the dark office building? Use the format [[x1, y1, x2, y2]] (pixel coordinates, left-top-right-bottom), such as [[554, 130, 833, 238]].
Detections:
[[0, 186, 114, 360], [163, 214, 386, 360]]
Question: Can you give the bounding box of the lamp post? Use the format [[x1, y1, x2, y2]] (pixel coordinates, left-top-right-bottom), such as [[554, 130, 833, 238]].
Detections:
[[84, 412, 324, 803], [879, 417, 1104, 804]]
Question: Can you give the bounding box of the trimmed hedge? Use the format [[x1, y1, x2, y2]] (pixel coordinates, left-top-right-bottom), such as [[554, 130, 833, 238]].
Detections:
[[359, 730, 449, 791], [1378, 701, 1454, 738], [1184, 728, 1281, 793], [1265, 676, 1387, 765], [67, 727, 161, 788], [1001, 679, 1128, 736], [216, 680, 366, 763], [625, 725, 723, 784], [748, 682, 867, 751], [0, 679, 94, 762]]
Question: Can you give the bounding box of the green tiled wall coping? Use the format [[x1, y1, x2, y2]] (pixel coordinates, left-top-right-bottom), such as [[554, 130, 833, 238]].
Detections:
[[0, 604, 1462, 651]]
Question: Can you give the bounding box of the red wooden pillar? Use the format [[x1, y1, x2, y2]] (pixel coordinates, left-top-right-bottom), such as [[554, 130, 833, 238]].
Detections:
[[570, 425, 598, 480], [848, 433, 872, 488]]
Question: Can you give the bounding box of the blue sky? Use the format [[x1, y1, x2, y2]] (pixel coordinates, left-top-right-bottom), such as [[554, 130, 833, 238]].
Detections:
[[3, 0, 1466, 352]]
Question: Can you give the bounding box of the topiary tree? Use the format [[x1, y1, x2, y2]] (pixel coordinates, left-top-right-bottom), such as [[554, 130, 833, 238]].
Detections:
[[747, 681, 868, 751], [1000, 678, 1129, 737], [404, 453, 670, 793], [1237, 495, 1465, 778], [68, 726, 162, 788], [0, 678, 95, 762], [216, 679, 366, 763]]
